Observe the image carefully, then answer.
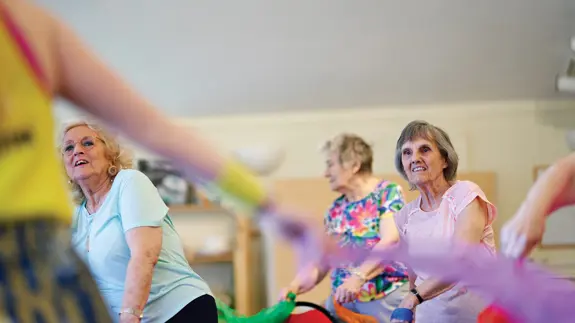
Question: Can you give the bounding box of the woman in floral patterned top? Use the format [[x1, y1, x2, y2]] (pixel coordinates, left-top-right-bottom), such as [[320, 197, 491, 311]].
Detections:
[[280, 133, 409, 322]]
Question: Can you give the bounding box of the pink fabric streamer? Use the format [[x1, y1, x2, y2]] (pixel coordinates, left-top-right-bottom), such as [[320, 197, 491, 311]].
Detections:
[[312, 239, 575, 323], [266, 216, 574, 321]]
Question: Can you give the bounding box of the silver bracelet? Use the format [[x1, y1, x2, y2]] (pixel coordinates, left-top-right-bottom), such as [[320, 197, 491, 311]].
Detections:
[[119, 308, 143, 319], [349, 268, 368, 282]]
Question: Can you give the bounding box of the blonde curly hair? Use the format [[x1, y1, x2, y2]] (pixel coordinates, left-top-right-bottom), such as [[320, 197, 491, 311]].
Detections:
[[59, 120, 134, 204]]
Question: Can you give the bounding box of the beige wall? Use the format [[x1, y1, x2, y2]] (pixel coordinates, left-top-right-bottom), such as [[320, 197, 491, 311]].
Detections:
[[168, 99, 573, 230], [57, 99, 575, 307]]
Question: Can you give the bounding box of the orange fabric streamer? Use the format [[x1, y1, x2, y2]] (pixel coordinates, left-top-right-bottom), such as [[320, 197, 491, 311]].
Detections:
[[333, 299, 378, 323]]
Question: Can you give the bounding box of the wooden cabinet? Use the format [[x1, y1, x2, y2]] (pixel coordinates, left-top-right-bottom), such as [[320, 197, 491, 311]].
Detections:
[[169, 199, 260, 315]]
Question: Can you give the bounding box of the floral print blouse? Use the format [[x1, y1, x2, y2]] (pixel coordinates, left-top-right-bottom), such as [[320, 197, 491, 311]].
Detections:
[[325, 180, 409, 302]]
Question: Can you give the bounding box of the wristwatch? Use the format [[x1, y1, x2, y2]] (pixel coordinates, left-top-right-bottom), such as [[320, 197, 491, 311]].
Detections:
[[119, 308, 143, 319], [410, 288, 425, 304]]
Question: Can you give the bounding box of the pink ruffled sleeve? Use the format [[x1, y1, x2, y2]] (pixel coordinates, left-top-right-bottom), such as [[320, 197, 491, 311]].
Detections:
[[451, 181, 497, 225], [393, 201, 416, 239]]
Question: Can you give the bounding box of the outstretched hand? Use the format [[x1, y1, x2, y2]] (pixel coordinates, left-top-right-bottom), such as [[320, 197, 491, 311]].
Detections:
[[500, 153, 575, 260], [500, 205, 546, 260]]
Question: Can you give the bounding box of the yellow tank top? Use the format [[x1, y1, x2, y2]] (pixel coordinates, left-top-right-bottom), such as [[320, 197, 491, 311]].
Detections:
[[0, 5, 72, 222]]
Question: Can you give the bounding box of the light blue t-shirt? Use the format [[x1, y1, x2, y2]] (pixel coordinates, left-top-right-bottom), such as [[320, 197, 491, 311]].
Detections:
[[71, 169, 212, 323]]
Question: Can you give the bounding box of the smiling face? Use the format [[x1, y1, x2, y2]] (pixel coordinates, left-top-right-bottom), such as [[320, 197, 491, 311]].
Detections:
[[400, 136, 448, 187], [62, 125, 110, 183]]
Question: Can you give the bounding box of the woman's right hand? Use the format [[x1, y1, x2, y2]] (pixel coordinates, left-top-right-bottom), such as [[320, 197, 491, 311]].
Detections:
[[278, 283, 313, 301], [278, 267, 320, 301], [278, 285, 302, 301], [500, 206, 546, 259], [500, 153, 575, 259]]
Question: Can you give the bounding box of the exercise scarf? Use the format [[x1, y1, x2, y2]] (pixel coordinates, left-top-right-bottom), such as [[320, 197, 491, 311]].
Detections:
[[318, 240, 575, 323], [216, 293, 296, 323], [198, 159, 268, 214]]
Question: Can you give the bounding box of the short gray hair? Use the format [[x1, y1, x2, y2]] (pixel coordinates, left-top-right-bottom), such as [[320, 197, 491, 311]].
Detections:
[[322, 133, 373, 175], [394, 120, 459, 186]]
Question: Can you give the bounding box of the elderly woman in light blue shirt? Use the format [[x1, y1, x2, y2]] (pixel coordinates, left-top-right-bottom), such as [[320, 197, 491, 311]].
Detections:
[[61, 120, 216, 323]]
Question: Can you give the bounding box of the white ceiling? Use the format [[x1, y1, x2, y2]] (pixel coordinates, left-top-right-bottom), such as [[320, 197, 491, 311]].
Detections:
[[38, 0, 575, 117]]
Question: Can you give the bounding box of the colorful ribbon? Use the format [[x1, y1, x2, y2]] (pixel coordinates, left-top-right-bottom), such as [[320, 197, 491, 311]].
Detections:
[[315, 240, 575, 323]]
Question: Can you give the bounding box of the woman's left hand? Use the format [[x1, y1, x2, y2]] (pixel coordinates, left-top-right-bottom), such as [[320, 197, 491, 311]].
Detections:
[[390, 294, 418, 323], [334, 275, 364, 303]]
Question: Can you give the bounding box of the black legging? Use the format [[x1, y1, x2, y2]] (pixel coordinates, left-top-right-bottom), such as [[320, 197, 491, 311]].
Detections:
[[166, 294, 218, 323]]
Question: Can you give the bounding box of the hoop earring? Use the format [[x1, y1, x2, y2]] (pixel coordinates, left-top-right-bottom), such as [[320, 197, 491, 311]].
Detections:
[[108, 165, 118, 176]]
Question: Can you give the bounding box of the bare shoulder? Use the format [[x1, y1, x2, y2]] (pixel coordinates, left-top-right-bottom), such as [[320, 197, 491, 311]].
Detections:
[[3, 1, 60, 92], [4, 1, 57, 25]]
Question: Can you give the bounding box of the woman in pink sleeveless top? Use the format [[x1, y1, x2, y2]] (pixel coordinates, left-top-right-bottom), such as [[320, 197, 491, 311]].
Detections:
[[390, 120, 498, 323]]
